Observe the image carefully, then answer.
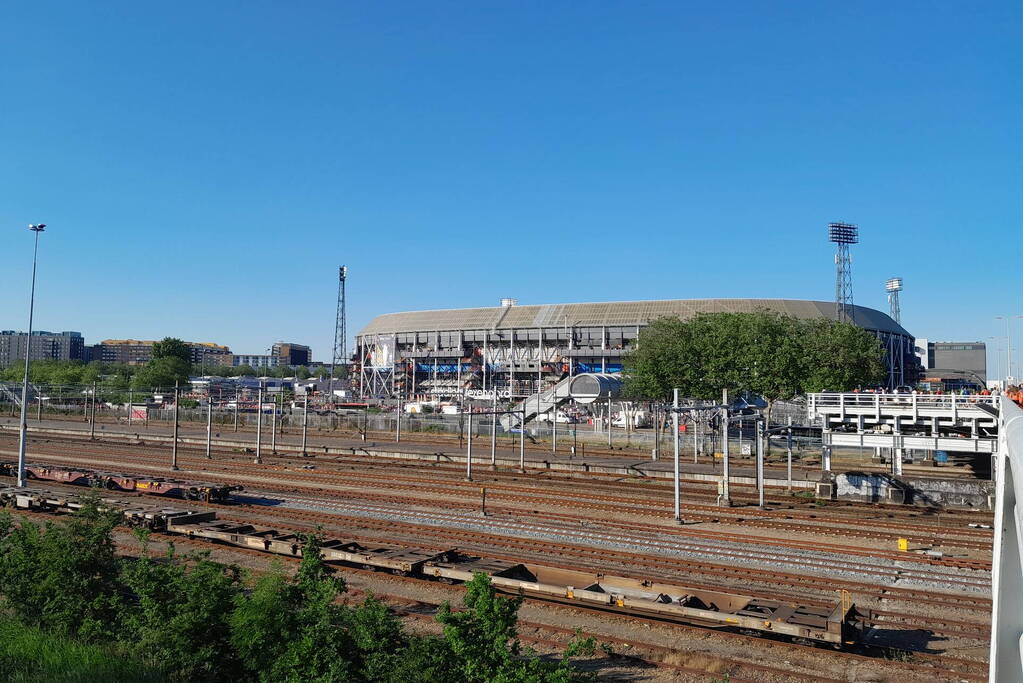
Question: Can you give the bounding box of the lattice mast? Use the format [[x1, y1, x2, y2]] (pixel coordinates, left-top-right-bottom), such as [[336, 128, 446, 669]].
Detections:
[[828, 222, 859, 322], [328, 265, 348, 392], [885, 277, 903, 325]]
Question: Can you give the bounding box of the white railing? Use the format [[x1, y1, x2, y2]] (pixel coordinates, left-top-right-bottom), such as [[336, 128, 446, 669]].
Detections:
[[991, 395, 1023, 682], [808, 392, 998, 414]]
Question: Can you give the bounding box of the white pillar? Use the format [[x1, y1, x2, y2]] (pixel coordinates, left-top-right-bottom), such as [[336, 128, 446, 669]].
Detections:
[[673, 389, 681, 522]]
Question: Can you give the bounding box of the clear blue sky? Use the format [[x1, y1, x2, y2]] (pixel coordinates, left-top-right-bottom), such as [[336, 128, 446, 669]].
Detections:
[[2, 2, 1020, 372]]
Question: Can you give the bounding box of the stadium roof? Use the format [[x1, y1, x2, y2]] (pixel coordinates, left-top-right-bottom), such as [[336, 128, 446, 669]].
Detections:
[[357, 299, 911, 337]]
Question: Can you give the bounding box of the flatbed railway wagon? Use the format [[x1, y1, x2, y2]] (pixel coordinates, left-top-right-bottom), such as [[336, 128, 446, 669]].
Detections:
[[0, 461, 242, 502], [0, 487, 217, 529], [169, 520, 862, 648]]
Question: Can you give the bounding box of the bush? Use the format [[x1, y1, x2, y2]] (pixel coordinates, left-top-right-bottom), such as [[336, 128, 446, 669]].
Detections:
[[0, 508, 595, 682]]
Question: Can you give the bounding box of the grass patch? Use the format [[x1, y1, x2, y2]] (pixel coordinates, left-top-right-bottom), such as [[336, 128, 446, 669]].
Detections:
[[0, 616, 166, 683]]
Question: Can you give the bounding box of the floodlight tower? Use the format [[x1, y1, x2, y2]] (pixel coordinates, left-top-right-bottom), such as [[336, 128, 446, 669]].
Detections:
[[328, 265, 348, 395], [828, 222, 859, 322], [886, 277, 903, 325]]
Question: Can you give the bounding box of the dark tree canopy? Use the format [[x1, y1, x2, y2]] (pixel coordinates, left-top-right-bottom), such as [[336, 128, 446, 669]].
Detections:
[[151, 337, 192, 364], [623, 312, 885, 404]]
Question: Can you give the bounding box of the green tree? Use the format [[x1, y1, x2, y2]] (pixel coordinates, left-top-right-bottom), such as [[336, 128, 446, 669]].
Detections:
[[130, 357, 190, 389], [295, 366, 312, 380], [151, 338, 192, 364], [624, 311, 886, 426], [799, 318, 887, 393]]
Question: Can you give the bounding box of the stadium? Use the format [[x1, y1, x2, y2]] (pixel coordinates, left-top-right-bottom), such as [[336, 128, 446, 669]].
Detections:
[[354, 298, 916, 399]]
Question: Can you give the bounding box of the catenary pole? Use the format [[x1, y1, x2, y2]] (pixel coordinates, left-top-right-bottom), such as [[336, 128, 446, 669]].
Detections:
[[89, 381, 97, 440], [519, 409, 525, 471], [787, 416, 793, 491], [254, 383, 263, 464], [756, 418, 765, 508], [301, 395, 309, 455], [205, 394, 213, 459], [491, 389, 497, 466], [720, 388, 731, 506], [673, 388, 681, 522], [271, 390, 278, 454], [395, 390, 401, 442], [171, 382, 180, 470], [466, 410, 473, 481]]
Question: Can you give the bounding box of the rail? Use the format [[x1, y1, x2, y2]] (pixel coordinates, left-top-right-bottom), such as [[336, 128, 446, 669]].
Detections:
[[991, 394, 1023, 682]]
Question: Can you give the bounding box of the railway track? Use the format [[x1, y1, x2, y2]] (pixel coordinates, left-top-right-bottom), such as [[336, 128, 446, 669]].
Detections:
[[6, 438, 995, 564], [5, 492, 985, 683]]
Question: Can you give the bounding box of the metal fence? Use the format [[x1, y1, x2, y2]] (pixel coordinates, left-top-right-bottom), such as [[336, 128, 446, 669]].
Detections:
[[990, 395, 1023, 682]]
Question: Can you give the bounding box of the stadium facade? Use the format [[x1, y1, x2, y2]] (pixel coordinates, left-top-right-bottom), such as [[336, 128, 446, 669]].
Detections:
[[355, 298, 916, 399]]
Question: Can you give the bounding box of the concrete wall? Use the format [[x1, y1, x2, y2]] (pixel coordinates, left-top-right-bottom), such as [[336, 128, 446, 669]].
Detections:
[[836, 471, 994, 508]]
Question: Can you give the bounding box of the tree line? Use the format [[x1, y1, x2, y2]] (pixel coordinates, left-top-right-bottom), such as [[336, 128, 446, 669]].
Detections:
[[0, 337, 315, 391], [0, 496, 596, 682]]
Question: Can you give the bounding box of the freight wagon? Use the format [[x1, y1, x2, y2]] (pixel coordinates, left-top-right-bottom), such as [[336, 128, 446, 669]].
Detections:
[[0, 461, 242, 502]]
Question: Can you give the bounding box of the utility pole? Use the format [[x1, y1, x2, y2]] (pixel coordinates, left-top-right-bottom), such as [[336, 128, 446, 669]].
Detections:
[[519, 409, 525, 472], [128, 389, 133, 428], [395, 390, 402, 443], [756, 418, 765, 508], [233, 389, 239, 432], [89, 381, 97, 440], [694, 417, 700, 464], [205, 395, 213, 459], [787, 416, 793, 491], [301, 395, 309, 455], [271, 390, 278, 454], [466, 410, 473, 481], [552, 389, 558, 453], [607, 397, 612, 448], [171, 382, 180, 471], [254, 383, 263, 464], [16, 223, 45, 488], [719, 388, 731, 506], [652, 404, 659, 461], [490, 389, 497, 466], [673, 388, 681, 523]]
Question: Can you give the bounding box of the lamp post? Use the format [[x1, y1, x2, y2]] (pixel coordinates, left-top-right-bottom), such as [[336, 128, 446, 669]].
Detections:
[[16, 224, 46, 488], [995, 316, 1023, 383]]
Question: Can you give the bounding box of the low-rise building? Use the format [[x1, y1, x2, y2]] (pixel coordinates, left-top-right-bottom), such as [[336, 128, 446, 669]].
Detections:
[[93, 339, 232, 366], [914, 339, 987, 389]]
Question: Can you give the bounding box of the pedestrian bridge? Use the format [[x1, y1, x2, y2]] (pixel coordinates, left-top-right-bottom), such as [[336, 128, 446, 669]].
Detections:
[[806, 392, 999, 474], [808, 392, 998, 433]]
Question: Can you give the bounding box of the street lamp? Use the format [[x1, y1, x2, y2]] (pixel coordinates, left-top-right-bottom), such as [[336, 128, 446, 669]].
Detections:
[[995, 316, 1023, 383], [17, 224, 46, 488]]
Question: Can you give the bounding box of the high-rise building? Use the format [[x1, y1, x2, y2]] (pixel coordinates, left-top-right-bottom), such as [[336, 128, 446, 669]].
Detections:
[[272, 342, 312, 366], [0, 331, 85, 367]]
